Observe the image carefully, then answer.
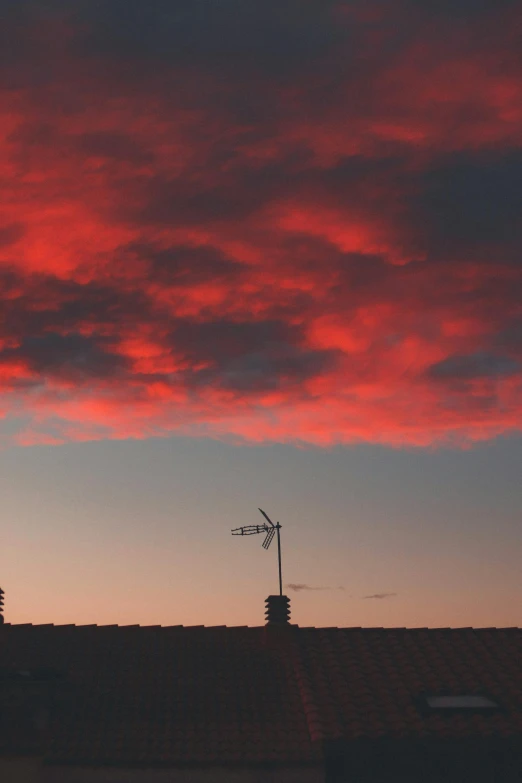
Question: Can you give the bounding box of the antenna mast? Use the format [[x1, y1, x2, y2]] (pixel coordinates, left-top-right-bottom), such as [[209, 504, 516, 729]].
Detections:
[[232, 509, 283, 596]]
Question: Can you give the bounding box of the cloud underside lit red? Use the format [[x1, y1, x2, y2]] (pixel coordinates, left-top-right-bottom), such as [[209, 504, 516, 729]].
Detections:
[[1, 0, 521, 447]]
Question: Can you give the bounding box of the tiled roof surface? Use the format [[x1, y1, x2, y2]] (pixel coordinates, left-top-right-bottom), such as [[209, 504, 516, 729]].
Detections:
[[0, 624, 317, 767], [1, 623, 522, 767], [295, 627, 522, 742]]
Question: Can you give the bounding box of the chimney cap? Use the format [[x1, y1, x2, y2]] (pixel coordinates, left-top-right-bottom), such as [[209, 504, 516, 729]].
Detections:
[[265, 594, 290, 626]]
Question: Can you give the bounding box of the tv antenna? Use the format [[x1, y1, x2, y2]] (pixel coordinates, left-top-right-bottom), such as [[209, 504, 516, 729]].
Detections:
[[232, 509, 283, 596]]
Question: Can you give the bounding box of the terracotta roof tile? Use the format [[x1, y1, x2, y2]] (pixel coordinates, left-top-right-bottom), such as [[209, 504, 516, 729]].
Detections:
[[1, 623, 522, 767], [296, 627, 522, 743]]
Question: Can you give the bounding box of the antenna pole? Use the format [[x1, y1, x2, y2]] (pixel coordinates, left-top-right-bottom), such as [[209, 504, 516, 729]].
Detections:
[[276, 523, 282, 597]]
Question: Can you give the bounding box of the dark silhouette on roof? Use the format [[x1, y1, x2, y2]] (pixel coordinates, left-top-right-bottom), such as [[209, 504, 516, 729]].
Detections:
[[1, 609, 522, 781]]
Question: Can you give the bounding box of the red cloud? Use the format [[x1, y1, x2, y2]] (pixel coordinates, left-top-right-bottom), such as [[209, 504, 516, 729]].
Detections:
[[0, 1, 521, 448]]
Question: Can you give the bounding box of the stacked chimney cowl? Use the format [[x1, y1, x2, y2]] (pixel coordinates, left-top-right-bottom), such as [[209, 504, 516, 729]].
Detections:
[[0, 586, 4, 624], [265, 594, 291, 626]]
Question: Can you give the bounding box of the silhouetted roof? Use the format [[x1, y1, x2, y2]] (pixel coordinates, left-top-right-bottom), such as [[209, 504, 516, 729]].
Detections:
[[1, 623, 522, 769], [295, 626, 522, 741]]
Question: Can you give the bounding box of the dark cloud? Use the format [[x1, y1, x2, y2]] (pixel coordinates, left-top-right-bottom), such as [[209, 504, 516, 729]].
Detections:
[[126, 244, 245, 287], [123, 178, 264, 228], [362, 593, 397, 600], [0, 268, 154, 339], [334, 252, 394, 291], [73, 132, 154, 165], [76, 0, 343, 75], [170, 319, 338, 392], [171, 319, 293, 361], [120, 159, 305, 227], [0, 1, 77, 90], [0, 222, 25, 248], [122, 152, 409, 235], [7, 122, 56, 147], [427, 352, 520, 381], [7, 125, 154, 171], [206, 346, 335, 393], [418, 151, 522, 248], [406, 0, 519, 16], [495, 325, 522, 358], [0, 266, 335, 394], [0, 333, 128, 382]]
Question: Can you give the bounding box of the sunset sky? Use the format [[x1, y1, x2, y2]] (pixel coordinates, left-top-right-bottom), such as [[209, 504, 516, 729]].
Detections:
[[1, 0, 521, 628]]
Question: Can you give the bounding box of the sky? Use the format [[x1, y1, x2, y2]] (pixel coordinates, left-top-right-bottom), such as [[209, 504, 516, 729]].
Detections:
[[1, 0, 521, 628]]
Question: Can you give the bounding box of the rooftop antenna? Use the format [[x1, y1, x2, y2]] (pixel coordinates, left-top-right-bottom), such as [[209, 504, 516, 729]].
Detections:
[[232, 509, 283, 596]]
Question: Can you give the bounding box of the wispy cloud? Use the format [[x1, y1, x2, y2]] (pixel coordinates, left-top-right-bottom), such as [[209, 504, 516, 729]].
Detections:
[[286, 583, 346, 593], [362, 593, 397, 600]]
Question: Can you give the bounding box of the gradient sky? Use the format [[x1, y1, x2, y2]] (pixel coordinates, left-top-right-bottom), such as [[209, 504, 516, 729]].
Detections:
[[1, 0, 521, 628]]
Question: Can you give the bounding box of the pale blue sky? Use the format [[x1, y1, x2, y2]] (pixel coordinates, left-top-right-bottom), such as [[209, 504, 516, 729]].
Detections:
[[2, 435, 521, 628]]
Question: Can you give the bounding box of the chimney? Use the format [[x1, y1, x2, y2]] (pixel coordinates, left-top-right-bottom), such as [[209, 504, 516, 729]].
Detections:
[[0, 586, 4, 624], [265, 594, 290, 626]]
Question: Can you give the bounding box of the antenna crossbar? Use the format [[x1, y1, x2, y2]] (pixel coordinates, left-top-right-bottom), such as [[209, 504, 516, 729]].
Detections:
[[231, 524, 269, 536], [231, 508, 284, 596]]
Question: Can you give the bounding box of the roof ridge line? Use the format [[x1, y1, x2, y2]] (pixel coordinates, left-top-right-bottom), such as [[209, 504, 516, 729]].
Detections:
[[326, 626, 522, 631]]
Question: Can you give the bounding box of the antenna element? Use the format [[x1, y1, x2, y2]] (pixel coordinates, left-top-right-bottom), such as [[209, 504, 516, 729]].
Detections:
[[231, 509, 284, 596]]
